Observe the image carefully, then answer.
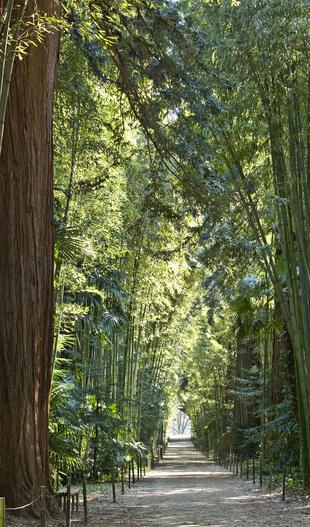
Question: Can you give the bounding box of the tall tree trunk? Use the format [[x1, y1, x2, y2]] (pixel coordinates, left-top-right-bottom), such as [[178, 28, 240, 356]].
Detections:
[[0, 0, 59, 509]]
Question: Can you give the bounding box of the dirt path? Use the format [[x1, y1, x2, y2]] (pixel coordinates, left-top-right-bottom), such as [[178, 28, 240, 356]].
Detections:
[[88, 439, 310, 527]]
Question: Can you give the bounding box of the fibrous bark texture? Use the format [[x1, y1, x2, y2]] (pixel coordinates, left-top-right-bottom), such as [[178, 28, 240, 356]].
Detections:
[[0, 0, 59, 508]]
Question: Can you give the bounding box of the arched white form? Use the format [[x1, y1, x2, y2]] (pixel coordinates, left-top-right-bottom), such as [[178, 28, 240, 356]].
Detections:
[[168, 409, 192, 437]]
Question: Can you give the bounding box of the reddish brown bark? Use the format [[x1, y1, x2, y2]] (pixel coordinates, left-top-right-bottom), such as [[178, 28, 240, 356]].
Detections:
[[0, 1, 59, 509]]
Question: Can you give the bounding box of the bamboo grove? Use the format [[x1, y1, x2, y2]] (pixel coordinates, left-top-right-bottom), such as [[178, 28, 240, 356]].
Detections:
[[0, 0, 309, 510]]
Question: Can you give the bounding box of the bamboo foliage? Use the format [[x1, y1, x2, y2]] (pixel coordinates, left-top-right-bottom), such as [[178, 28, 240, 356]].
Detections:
[[52, 37, 198, 474], [50, 0, 309, 490], [197, 0, 310, 483], [233, 18, 310, 484]]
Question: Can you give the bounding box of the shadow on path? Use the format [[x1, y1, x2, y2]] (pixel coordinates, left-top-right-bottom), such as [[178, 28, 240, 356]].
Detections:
[[88, 439, 310, 527]]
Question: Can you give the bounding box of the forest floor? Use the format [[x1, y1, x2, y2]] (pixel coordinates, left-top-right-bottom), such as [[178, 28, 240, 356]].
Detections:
[[7, 439, 310, 527]]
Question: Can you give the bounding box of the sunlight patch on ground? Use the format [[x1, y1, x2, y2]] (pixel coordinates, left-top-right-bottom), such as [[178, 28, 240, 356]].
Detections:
[[86, 440, 310, 527], [137, 487, 224, 496]]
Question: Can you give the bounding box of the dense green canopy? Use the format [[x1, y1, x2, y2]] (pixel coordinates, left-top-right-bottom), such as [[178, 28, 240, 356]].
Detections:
[[0, 0, 309, 508]]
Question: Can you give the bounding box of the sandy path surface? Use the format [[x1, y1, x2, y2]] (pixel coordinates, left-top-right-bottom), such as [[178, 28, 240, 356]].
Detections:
[[88, 439, 310, 527]]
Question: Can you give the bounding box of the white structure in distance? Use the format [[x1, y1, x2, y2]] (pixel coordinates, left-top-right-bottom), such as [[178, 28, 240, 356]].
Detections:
[[168, 409, 192, 437]]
